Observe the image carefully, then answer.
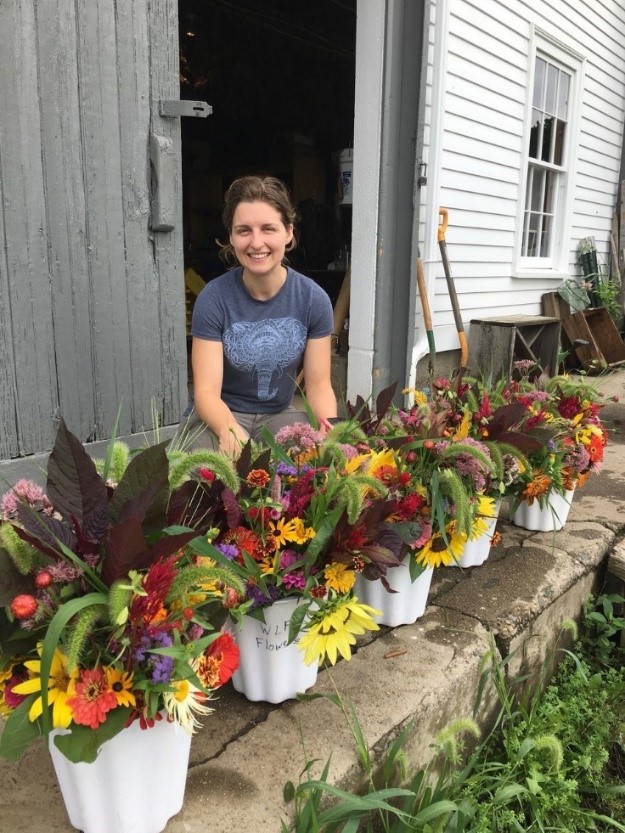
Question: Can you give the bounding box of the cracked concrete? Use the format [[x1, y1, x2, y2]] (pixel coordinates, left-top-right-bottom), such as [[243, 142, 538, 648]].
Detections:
[[1, 370, 624, 833]]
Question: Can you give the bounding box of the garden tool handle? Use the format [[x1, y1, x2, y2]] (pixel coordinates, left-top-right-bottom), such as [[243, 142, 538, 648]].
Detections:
[[438, 207, 449, 243]]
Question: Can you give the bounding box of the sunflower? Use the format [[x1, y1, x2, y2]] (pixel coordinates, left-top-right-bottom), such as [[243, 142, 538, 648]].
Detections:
[[298, 596, 380, 666], [163, 678, 213, 733], [416, 525, 466, 568], [11, 647, 79, 729]]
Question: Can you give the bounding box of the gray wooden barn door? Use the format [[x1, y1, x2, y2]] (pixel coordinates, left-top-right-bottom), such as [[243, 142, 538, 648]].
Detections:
[[0, 0, 186, 461]]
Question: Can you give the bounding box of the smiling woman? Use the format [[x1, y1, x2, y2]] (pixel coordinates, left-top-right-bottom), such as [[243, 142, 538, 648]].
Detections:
[[176, 175, 338, 457]]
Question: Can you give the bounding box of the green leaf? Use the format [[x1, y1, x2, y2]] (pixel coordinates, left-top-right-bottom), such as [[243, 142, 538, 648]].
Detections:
[[52, 707, 132, 763], [0, 694, 40, 761], [283, 780, 296, 803], [288, 601, 310, 644], [39, 592, 108, 738]]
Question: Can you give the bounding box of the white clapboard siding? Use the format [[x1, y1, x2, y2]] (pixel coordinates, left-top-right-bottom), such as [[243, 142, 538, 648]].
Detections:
[[0, 0, 58, 457], [0, 0, 186, 460], [428, 0, 625, 353]]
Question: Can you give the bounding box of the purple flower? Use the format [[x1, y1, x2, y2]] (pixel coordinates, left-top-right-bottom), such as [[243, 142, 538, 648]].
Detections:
[[246, 581, 279, 609], [283, 572, 306, 590], [216, 543, 238, 561], [276, 462, 297, 477], [151, 654, 174, 684]]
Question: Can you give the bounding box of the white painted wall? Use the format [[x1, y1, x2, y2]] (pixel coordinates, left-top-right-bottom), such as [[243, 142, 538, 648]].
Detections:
[[350, 0, 625, 400], [424, 0, 625, 353]]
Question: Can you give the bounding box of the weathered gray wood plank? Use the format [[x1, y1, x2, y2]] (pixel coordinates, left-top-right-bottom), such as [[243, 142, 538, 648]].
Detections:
[[75, 0, 133, 439], [34, 0, 96, 442], [148, 0, 188, 427], [114, 0, 163, 433], [0, 0, 58, 457]]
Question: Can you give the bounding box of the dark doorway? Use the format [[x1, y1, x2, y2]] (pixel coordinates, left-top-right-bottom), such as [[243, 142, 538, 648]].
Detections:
[[178, 0, 356, 332]]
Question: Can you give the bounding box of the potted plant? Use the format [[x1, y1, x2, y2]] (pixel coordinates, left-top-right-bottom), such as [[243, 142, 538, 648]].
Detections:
[[0, 421, 242, 833], [182, 421, 382, 703]]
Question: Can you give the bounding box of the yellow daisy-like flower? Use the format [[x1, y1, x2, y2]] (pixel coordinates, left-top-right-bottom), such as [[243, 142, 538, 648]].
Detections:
[[104, 667, 136, 708], [0, 666, 13, 685], [163, 678, 213, 734], [366, 448, 398, 479], [298, 597, 380, 666], [475, 494, 497, 518], [468, 515, 489, 541], [11, 647, 79, 729], [267, 517, 300, 548], [343, 452, 371, 475], [416, 526, 467, 568], [290, 517, 316, 544], [324, 562, 356, 593]]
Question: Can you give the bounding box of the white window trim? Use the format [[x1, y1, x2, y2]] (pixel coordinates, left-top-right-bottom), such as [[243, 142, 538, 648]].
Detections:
[[512, 26, 585, 280]]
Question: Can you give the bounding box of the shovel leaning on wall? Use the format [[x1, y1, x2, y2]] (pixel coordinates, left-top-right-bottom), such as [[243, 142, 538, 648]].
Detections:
[[438, 208, 468, 369]]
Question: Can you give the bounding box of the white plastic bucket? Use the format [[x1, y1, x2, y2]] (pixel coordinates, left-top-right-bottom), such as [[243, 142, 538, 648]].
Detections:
[[339, 148, 353, 204]]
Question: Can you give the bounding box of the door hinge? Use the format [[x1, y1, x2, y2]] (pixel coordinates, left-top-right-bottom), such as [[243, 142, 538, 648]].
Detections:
[[159, 100, 212, 118]]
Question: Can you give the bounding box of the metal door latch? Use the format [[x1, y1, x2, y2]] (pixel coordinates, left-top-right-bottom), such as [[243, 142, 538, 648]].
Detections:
[[159, 100, 212, 118]]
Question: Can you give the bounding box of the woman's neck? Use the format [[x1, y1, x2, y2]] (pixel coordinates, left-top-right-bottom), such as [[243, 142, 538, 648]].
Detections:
[[241, 265, 288, 300]]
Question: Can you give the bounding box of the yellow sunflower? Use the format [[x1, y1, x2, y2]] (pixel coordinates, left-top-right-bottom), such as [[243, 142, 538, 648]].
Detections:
[[324, 562, 356, 593], [11, 647, 79, 729], [298, 597, 380, 666], [290, 517, 316, 544], [416, 526, 467, 568]]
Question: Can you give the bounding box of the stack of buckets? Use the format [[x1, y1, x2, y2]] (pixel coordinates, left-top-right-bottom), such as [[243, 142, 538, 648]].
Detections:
[[339, 148, 353, 204]]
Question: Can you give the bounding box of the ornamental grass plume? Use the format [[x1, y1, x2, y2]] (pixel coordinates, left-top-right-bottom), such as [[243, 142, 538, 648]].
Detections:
[[0, 419, 244, 765]]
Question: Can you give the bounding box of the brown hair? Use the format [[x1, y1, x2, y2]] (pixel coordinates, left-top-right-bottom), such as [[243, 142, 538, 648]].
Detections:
[[217, 175, 297, 266]]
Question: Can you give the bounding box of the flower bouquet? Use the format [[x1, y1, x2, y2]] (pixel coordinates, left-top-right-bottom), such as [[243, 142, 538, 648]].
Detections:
[[0, 421, 243, 833], [503, 371, 609, 529], [177, 423, 383, 701]]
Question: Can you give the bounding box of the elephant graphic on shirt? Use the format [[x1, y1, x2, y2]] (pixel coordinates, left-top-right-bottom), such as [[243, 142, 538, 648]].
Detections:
[[223, 318, 307, 400]]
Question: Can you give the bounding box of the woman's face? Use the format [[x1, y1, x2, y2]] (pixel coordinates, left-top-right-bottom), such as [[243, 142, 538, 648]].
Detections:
[[229, 201, 293, 279]]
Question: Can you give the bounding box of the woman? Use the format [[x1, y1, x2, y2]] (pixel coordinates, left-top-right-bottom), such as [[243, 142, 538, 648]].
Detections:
[[179, 175, 338, 457]]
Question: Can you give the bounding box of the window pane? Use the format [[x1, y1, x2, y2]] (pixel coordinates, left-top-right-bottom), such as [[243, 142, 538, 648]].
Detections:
[[554, 119, 565, 165], [542, 116, 554, 162], [529, 109, 541, 158], [557, 72, 570, 119], [545, 63, 558, 114], [543, 170, 554, 214], [533, 58, 546, 108], [528, 211, 540, 256], [530, 167, 543, 212], [540, 214, 552, 256]]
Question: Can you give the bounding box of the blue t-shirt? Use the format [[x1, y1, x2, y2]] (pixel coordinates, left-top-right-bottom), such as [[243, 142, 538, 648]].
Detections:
[[191, 266, 333, 414]]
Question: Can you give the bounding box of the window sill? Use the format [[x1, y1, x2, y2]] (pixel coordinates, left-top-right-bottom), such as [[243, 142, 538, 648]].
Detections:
[[511, 268, 570, 281]]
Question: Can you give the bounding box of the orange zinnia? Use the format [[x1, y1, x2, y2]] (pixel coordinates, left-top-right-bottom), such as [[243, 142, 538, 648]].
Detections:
[[521, 471, 552, 504]]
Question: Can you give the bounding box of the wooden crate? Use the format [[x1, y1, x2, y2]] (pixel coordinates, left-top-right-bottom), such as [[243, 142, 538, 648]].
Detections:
[[542, 292, 625, 372], [468, 315, 561, 380]]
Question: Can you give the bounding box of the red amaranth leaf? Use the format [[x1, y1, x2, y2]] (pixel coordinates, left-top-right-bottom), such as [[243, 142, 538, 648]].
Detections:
[[46, 419, 109, 534]]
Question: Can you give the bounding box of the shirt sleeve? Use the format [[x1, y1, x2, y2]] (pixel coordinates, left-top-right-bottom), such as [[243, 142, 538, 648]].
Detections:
[[191, 281, 224, 341], [308, 283, 334, 338]]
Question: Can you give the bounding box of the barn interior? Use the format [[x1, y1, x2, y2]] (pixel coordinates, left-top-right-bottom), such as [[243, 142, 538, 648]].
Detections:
[[178, 0, 357, 333]]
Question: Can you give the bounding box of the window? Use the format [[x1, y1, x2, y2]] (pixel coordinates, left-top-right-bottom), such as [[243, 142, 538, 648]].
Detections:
[[515, 32, 583, 277]]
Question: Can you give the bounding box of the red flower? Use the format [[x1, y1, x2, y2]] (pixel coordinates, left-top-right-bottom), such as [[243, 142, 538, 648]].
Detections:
[[247, 469, 270, 488], [221, 526, 261, 560], [10, 594, 37, 620], [35, 571, 53, 589], [197, 467, 215, 483], [194, 632, 240, 689], [129, 557, 177, 626], [66, 668, 118, 729]]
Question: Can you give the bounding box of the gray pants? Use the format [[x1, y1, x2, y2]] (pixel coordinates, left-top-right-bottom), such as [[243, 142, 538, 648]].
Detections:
[[173, 405, 309, 452]]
